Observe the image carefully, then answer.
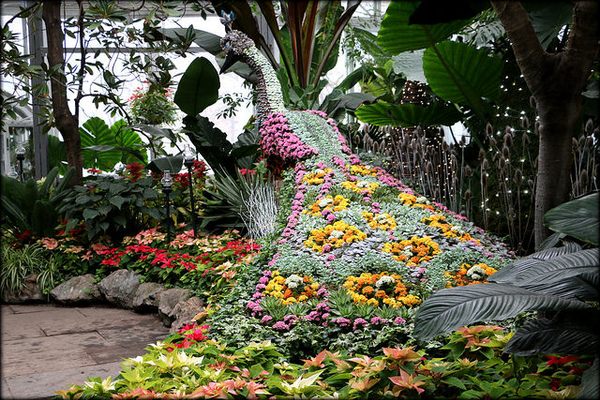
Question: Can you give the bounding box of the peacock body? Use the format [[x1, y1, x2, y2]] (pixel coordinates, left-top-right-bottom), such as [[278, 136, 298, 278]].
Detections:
[[216, 30, 512, 350]]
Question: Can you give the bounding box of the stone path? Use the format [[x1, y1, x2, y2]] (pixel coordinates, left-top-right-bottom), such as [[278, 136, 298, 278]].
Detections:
[[1, 303, 170, 399]]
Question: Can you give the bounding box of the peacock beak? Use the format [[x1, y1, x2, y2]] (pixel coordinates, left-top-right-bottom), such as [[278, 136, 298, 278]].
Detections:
[[220, 51, 241, 74]]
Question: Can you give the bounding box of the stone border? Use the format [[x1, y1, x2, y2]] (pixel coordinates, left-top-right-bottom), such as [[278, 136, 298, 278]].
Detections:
[[3, 269, 205, 333]]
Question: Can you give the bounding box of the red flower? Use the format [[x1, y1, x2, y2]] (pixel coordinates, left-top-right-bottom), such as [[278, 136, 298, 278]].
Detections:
[[14, 229, 32, 241], [239, 168, 256, 176], [124, 162, 145, 182], [546, 355, 579, 366]]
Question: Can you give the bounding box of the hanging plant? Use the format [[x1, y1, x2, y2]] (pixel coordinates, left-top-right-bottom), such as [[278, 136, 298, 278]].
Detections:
[[129, 83, 178, 126]]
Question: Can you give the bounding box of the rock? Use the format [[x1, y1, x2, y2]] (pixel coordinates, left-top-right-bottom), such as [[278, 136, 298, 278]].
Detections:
[[2, 274, 45, 303], [157, 288, 192, 326], [132, 282, 165, 313], [169, 297, 205, 333], [50, 274, 101, 304], [98, 269, 140, 309]]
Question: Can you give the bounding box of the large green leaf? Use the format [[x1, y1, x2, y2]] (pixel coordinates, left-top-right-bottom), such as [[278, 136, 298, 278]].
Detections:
[[422, 40, 502, 114], [174, 57, 220, 116], [412, 284, 591, 340], [377, 1, 469, 54], [355, 100, 462, 127], [504, 311, 599, 356], [111, 120, 147, 164], [579, 358, 599, 400], [490, 248, 598, 286], [147, 156, 183, 174], [544, 192, 599, 246], [519, 274, 598, 301], [80, 117, 122, 170], [524, 1, 573, 50], [183, 115, 235, 174]]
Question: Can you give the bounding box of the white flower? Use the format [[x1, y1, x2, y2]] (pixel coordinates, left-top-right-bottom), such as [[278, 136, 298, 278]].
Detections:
[[318, 198, 333, 208], [330, 230, 344, 239], [357, 181, 370, 188], [466, 265, 486, 280], [285, 274, 303, 289], [416, 196, 429, 204], [375, 275, 396, 288]]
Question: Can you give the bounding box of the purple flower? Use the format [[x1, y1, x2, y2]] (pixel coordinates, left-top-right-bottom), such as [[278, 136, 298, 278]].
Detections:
[[332, 317, 351, 327], [326, 214, 336, 223], [260, 315, 273, 324], [353, 318, 368, 330], [272, 321, 290, 331], [370, 317, 388, 326], [255, 283, 266, 291], [393, 317, 406, 325]]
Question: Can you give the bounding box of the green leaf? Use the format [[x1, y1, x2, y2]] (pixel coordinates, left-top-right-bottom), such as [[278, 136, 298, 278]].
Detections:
[[524, 1, 573, 50], [109, 195, 126, 210], [80, 117, 125, 171], [544, 192, 599, 246], [423, 41, 502, 114], [579, 358, 599, 400], [377, 1, 469, 54], [183, 115, 235, 174], [504, 311, 599, 356], [174, 57, 220, 116], [489, 249, 600, 287], [355, 100, 462, 127], [443, 376, 467, 390], [82, 208, 99, 220], [412, 284, 591, 340], [147, 156, 183, 174]]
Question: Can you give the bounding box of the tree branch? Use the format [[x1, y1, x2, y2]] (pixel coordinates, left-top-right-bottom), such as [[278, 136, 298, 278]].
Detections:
[[565, 0, 599, 69], [74, 0, 86, 121]]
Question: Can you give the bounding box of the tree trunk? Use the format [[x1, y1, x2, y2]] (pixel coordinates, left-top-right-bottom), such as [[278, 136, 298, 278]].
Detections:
[[491, 0, 599, 249], [534, 101, 580, 246], [42, 0, 83, 184]]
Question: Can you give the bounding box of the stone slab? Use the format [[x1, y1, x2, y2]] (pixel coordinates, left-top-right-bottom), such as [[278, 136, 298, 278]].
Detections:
[[4, 361, 123, 399], [1, 377, 14, 399], [1, 311, 56, 340], [1, 304, 171, 398], [9, 303, 56, 314], [2, 331, 104, 376]]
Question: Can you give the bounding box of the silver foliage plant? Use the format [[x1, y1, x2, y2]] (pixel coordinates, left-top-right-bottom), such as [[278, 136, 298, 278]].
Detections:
[[239, 181, 278, 239]]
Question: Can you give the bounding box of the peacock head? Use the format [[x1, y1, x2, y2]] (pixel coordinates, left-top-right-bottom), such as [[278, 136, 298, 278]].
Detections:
[[221, 30, 255, 56]]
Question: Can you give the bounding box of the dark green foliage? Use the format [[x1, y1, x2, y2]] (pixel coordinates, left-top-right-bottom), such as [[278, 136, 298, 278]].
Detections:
[[1, 166, 73, 238], [57, 175, 161, 242], [413, 194, 600, 397], [544, 192, 599, 246]]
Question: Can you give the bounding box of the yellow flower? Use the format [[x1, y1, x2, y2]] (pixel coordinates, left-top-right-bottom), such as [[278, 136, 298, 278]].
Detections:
[[342, 272, 419, 309]]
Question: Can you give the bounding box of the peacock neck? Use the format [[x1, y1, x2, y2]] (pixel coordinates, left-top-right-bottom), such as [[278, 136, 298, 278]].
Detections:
[[241, 46, 286, 122]]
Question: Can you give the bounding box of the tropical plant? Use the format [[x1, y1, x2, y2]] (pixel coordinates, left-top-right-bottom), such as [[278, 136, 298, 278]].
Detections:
[[80, 117, 148, 171], [413, 192, 600, 399], [0, 166, 73, 240], [57, 174, 162, 243], [173, 56, 261, 175]]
